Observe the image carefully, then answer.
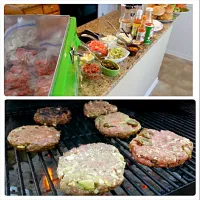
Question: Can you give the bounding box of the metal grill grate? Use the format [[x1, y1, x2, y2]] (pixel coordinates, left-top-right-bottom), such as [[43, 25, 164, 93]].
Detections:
[[5, 100, 196, 196]]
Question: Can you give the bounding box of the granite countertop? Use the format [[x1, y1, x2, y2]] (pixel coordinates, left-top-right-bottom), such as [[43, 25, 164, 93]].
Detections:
[[77, 10, 174, 96]]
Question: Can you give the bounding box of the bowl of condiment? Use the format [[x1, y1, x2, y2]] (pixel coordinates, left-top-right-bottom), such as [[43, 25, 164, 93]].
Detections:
[[126, 44, 140, 56], [107, 45, 130, 63], [81, 62, 101, 80], [101, 35, 118, 47], [80, 52, 95, 65], [101, 60, 120, 77], [87, 40, 108, 59]]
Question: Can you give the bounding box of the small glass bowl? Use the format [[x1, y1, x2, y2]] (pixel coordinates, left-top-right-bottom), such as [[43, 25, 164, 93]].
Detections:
[[81, 61, 102, 80]]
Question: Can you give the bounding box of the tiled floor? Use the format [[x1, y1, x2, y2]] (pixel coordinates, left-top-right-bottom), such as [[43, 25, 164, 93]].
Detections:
[[150, 54, 193, 96]]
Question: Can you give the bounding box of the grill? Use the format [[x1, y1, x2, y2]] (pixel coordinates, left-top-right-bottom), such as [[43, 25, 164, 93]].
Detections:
[[5, 100, 196, 196]]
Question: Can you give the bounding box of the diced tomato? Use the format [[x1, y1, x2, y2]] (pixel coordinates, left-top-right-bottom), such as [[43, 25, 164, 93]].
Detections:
[[87, 40, 108, 56]]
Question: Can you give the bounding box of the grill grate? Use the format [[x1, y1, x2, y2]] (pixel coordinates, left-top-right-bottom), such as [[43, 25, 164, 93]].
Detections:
[[5, 100, 196, 196]]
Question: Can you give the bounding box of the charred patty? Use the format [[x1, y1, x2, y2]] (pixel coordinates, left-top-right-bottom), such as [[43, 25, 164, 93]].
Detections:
[[34, 107, 71, 126], [129, 128, 193, 168], [57, 143, 125, 195], [95, 112, 141, 139], [7, 125, 60, 152], [83, 101, 117, 118]]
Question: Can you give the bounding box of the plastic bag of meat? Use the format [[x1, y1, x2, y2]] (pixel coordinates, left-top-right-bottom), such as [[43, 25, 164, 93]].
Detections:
[[5, 86, 34, 96], [34, 75, 53, 96], [33, 51, 58, 76], [4, 64, 31, 90]]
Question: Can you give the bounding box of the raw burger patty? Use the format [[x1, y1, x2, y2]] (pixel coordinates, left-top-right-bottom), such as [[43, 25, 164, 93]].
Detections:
[[34, 107, 71, 126], [129, 129, 193, 168], [84, 100, 117, 118], [57, 143, 125, 195], [95, 112, 141, 139], [7, 125, 60, 152]]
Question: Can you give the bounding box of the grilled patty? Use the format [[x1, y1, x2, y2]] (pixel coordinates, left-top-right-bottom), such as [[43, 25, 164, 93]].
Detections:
[[84, 101, 117, 118], [7, 125, 60, 152], [95, 112, 141, 139], [57, 143, 125, 195], [34, 107, 71, 126], [129, 129, 193, 168]]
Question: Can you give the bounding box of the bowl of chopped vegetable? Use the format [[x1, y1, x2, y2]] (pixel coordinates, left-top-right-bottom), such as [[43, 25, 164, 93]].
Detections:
[[101, 60, 120, 77], [81, 62, 102, 80], [126, 44, 140, 56], [106, 45, 130, 63], [87, 40, 108, 59]]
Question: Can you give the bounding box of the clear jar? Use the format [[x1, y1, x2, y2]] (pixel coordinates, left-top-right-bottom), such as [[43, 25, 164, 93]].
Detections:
[[120, 5, 132, 34]]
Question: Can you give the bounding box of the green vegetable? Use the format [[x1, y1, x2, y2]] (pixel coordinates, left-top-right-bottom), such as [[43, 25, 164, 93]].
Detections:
[[127, 119, 138, 127], [103, 123, 116, 128], [109, 47, 124, 59], [136, 136, 153, 146], [140, 129, 154, 139], [182, 145, 192, 158], [78, 180, 95, 190]]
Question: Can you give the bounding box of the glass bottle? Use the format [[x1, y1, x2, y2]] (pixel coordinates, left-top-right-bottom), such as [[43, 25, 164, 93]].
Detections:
[[120, 5, 132, 34]]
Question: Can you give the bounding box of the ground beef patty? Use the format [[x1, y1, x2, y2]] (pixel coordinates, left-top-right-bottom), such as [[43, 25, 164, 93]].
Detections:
[[84, 100, 117, 118], [7, 125, 60, 152], [34, 107, 71, 126], [129, 129, 193, 168], [95, 112, 141, 139], [57, 143, 125, 195]]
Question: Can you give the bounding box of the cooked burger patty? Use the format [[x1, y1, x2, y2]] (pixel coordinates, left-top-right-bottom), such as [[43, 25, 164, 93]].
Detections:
[[57, 143, 125, 195], [95, 112, 141, 139], [7, 125, 60, 152], [84, 100, 117, 118], [34, 107, 71, 126], [129, 129, 193, 168]]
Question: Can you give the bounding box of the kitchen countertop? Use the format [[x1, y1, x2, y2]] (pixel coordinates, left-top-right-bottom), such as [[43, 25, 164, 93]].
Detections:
[[77, 10, 174, 96]]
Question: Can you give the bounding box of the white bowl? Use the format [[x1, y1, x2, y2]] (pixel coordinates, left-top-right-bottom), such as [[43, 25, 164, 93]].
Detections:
[[106, 45, 130, 64]]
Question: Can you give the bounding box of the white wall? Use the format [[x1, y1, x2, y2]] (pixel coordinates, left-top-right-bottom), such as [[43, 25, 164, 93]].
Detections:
[[166, 4, 193, 61], [98, 4, 119, 17]]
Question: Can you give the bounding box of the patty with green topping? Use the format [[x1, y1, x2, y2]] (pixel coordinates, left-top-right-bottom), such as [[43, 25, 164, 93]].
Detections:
[[7, 125, 60, 152], [83, 100, 117, 118], [129, 128, 193, 168], [57, 143, 125, 195], [95, 112, 141, 139]]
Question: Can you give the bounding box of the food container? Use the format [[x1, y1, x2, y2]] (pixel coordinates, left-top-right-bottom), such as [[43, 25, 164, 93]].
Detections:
[[80, 52, 95, 65], [87, 40, 108, 59], [101, 60, 120, 77], [100, 35, 118, 47], [107, 45, 130, 63], [81, 62, 101, 80], [126, 44, 140, 56]]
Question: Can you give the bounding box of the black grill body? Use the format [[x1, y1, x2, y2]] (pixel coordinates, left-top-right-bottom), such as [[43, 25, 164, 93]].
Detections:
[[5, 100, 196, 196]]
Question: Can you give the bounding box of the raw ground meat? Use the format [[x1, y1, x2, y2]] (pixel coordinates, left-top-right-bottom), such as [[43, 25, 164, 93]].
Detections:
[[34, 56, 58, 76], [34, 76, 53, 96], [5, 86, 34, 96], [95, 112, 141, 139], [16, 48, 37, 63], [84, 101, 118, 118], [7, 125, 60, 152], [57, 143, 125, 195], [4, 64, 31, 89], [129, 129, 193, 168]]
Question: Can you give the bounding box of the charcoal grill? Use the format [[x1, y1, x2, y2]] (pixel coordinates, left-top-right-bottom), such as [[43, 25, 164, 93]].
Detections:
[[5, 100, 196, 196]]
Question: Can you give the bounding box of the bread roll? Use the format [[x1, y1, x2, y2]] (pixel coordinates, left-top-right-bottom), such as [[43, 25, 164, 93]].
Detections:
[[158, 13, 173, 20], [152, 6, 165, 16], [165, 5, 175, 13]]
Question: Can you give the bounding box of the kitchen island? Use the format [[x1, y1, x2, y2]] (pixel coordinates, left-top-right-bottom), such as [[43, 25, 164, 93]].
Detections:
[[77, 10, 174, 96]]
